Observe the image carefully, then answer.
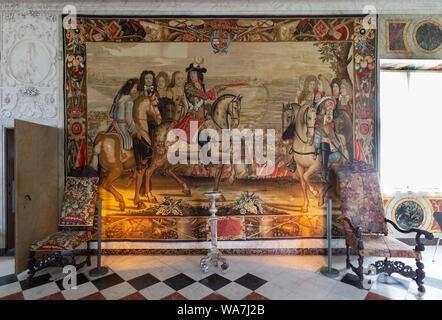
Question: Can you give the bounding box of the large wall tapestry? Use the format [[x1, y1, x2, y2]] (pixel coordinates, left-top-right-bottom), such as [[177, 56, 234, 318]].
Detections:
[[63, 16, 378, 241]]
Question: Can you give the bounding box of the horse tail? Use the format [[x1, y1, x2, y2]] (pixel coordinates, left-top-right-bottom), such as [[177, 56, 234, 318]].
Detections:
[[89, 133, 105, 171]]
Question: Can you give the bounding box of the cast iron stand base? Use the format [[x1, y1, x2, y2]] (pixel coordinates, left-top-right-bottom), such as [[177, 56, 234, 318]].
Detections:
[[320, 266, 340, 278], [89, 266, 109, 277]]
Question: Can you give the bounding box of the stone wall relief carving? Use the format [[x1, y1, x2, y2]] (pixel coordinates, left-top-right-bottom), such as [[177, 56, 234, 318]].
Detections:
[[1, 6, 59, 121]]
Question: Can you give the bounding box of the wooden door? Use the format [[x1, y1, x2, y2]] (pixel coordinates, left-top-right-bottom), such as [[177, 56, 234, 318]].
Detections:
[[15, 120, 59, 274]]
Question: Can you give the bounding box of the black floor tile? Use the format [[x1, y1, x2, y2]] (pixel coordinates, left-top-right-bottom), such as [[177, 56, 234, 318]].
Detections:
[[163, 273, 195, 291], [127, 273, 160, 291], [0, 274, 18, 287], [234, 273, 267, 291], [199, 274, 231, 291], [20, 273, 53, 291], [91, 273, 125, 291], [56, 273, 90, 291]]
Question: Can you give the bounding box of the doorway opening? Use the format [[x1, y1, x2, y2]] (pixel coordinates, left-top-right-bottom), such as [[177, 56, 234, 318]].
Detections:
[[5, 128, 15, 256]]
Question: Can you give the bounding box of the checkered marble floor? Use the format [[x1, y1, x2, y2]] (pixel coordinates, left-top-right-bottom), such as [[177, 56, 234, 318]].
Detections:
[[1, 248, 442, 300]]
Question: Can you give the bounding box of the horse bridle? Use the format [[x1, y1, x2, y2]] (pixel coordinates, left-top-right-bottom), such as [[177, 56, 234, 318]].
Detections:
[[211, 95, 241, 130], [295, 106, 315, 144], [227, 96, 241, 130]]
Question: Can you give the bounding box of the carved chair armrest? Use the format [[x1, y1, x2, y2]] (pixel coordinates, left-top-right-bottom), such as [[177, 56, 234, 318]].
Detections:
[[385, 218, 434, 252], [343, 217, 364, 250]]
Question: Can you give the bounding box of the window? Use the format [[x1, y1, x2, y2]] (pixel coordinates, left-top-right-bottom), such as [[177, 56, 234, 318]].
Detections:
[[380, 63, 442, 193]]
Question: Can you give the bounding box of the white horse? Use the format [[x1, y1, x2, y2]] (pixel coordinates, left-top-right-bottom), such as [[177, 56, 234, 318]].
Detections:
[[289, 103, 323, 212]]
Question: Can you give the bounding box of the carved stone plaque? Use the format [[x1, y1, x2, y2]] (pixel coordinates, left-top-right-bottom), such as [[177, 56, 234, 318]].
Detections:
[[8, 40, 51, 85]]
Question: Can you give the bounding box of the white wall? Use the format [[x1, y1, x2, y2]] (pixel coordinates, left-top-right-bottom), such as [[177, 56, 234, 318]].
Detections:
[[1, 0, 442, 249]]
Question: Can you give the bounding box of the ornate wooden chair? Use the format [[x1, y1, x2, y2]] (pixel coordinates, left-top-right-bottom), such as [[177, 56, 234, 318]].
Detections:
[[337, 160, 433, 293], [27, 174, 99, 282]]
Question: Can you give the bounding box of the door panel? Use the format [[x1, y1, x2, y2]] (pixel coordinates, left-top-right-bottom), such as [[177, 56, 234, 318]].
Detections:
[[15, 120, 59, 274]]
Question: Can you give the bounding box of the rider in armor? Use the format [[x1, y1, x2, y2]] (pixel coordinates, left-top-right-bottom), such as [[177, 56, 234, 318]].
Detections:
[[313, 96, 348, 182]]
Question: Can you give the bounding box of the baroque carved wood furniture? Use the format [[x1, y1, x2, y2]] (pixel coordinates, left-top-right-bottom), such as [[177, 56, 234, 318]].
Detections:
[[27, 172, 99, 283], [337, 160, 433, 293], [432, 212, 442, 262]]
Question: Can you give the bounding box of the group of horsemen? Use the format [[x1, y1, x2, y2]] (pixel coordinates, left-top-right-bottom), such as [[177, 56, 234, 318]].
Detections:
[[107, 62, 227, 172], [107, 62, 349, 182], [283, 74, 351, 183]]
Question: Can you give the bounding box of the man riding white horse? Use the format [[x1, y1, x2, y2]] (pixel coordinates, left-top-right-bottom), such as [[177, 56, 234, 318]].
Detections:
[[313, 96, 349, 183]]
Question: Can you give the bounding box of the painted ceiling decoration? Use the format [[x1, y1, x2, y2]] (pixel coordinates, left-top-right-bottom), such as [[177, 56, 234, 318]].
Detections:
[[413, 20, 442, 53]]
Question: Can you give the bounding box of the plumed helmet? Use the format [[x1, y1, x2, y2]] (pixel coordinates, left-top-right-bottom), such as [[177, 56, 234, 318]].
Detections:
[[315, 96, 336, 111]]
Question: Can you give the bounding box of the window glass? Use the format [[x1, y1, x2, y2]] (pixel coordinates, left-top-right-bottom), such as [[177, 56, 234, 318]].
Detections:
[[380, 70, 442, 192]]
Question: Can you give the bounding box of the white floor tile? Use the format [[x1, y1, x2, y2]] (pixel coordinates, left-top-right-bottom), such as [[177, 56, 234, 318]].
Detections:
[[83, 266, 114, 281], [251, 268, 287, 282], [216, 282, 252, 300], [370, 282, 408, 300], [0, 257, 14, 278], [308, 272, 342, 288], [101, 281, 137, 300], [185, 270, 216, 281], [139, 281, 175, 300], [0, 282, 22, 298], [235, 260, 270, 274], [270, 270, 315, 289], [255, 282, 291, 300], [283, 292, 305, 300], [178, 282, 214, 300], [22, 282, 60, 300], [220, 269, 249, 281], [148, 265, 183, 281], [288, 280, 336, 300], [323, 293, 353, 300], [62, 282, 98, 300], [406, 282, 442, 300], [327, 282, 367, 300], [170, 260, 209, 274]]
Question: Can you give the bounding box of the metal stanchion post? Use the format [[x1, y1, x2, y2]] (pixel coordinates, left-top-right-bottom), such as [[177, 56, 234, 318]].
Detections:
[[320, 199, 339, 278], [200, 191, 229, 273], [89, 199, 109, 277]]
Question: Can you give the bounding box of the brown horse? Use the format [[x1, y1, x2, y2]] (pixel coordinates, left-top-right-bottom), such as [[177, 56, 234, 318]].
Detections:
[[142, 94, 242, 204], [90, 96, 162, 211]]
